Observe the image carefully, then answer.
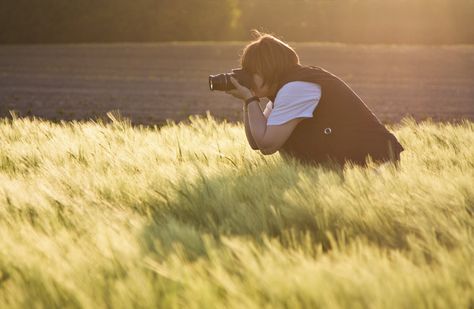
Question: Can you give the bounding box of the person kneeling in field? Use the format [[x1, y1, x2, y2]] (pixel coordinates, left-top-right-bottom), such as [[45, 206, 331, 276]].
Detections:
[[225, 30, 404, 167]]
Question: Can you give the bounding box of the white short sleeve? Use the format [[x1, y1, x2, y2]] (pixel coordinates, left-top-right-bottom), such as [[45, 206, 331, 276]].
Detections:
[[267, 81, 321, 126]]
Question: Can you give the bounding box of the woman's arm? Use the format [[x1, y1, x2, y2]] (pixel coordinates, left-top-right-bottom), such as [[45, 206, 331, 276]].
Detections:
[[226, 76, 301, 155], [244, 102, 272, 150], [243, 103, 259, 150], [247, 101, 303, 154]]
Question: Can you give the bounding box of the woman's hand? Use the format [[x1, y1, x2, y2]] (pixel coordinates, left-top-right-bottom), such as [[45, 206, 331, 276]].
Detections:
[[225, 76, 255, 101]]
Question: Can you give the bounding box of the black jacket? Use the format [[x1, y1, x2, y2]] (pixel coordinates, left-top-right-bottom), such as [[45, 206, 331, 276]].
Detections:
[[268, 64, 404, 167]]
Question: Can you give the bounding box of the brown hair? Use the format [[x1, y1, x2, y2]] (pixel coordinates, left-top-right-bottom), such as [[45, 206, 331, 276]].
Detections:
[[240, 30, 300, 91]]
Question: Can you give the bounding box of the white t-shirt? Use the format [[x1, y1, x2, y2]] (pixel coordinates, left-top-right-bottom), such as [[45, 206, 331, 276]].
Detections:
[[265, 81, 321, 125]]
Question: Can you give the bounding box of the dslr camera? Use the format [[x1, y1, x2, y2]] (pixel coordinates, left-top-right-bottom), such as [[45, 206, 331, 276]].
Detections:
[[208, 68, 254, 91]]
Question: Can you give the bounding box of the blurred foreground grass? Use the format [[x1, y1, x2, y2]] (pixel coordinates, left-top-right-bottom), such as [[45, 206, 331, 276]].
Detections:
[[0, 112, 473, 308]]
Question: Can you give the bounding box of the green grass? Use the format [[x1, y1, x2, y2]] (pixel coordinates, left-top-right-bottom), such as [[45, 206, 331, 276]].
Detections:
[[0, 112, 473, 308]]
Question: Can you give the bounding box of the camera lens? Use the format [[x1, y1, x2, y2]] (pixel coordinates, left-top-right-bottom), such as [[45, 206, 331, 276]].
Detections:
[[208, 68, 253, 92], [208, 73, 234, 91], [209, 76, 214, 90]]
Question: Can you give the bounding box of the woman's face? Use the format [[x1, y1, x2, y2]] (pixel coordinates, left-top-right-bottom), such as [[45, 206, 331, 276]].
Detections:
[[251, 73, 274, 98]]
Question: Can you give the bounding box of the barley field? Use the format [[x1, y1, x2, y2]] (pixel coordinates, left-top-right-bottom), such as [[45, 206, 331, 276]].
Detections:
[[0, 112, 473, 308]]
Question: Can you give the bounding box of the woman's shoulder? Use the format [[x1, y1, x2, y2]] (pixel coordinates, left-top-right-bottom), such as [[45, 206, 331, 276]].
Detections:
[[274, 81, 321, 104], [277, 81, 321, 96]]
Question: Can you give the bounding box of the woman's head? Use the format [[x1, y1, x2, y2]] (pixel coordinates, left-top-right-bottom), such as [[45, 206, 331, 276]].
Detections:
[[240, 30, 300, 98]]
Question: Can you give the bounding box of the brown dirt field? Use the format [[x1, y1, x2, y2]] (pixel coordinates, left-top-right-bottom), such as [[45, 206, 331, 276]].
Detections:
[[0, 42, 473, 125]]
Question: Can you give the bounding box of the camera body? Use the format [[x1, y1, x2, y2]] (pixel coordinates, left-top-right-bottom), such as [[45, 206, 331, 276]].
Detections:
[[208, 68, 254, 91]]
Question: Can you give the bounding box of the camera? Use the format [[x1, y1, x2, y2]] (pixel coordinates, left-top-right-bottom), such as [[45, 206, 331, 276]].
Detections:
[[208, 68, 254, 91]]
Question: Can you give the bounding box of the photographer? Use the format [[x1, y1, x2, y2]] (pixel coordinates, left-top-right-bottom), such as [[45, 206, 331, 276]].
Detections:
[[224, 30, 404, 167]]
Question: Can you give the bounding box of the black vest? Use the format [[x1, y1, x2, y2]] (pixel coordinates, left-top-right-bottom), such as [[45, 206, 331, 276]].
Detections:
[[268, 64, 404, 167]]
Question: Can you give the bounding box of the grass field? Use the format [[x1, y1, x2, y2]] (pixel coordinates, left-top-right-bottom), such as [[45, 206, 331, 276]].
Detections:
[[0, 112, 473, 308]]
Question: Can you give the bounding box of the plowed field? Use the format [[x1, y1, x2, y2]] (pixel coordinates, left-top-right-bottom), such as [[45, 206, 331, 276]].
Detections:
[[1, 42, 473, 125]]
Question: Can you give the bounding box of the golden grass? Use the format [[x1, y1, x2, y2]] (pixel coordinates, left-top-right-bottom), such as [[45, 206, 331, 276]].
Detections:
[[0, 112, 473, 308]]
